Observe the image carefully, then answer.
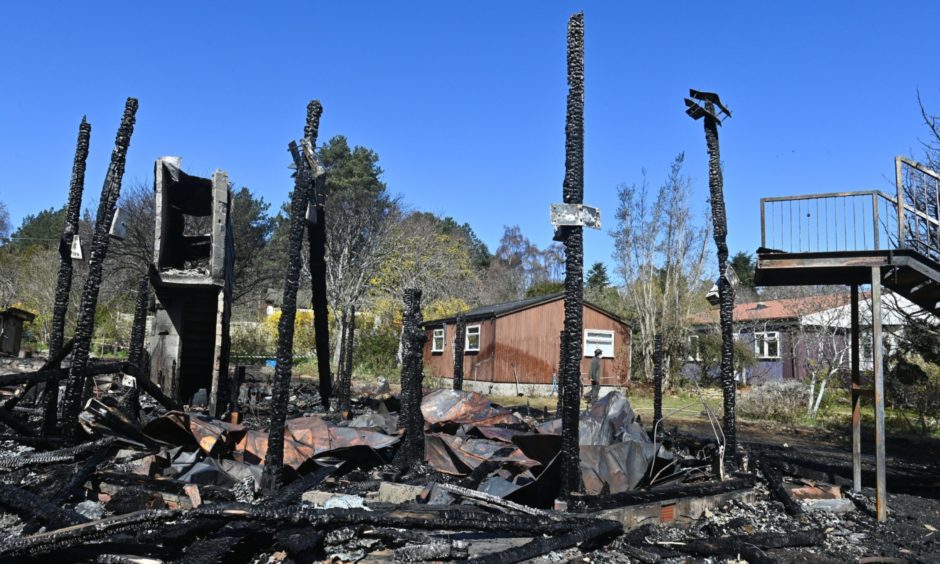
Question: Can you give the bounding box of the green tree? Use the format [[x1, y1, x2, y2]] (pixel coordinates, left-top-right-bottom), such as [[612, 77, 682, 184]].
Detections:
[[230, 187, 278, 308], [730, 251, 755, 289], [525, 280, 564, 298], [0, 200, 9, 241], [8, 206, 66, 250], [586, 262, 610, 291]]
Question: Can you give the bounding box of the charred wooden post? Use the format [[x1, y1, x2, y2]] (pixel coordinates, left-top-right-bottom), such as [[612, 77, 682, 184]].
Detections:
[[42, 121, 90, 429], [260, 138, 314, 495], [304, 100, 332, 410], [559, 12, 585, 496], [338, 305, 356, 415], [685, 90, 736, 459], [396, 288, 427, 468], [556, 329, 566, 415], [653, 333, 663, 428], [336, 307, 349, 400], [49, 117, 91, 359], [452, 313, 466, 390], [60, 98, 138, 442], [757, 458, 803, 517], [120, 277, 150, 419]]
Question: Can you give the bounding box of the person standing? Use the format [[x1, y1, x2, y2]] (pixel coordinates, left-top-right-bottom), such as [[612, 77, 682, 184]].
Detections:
[[587, 348, 602, 404]]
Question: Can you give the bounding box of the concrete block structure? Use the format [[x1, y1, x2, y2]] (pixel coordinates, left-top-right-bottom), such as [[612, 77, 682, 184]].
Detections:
[[148, 157, 234, 416]]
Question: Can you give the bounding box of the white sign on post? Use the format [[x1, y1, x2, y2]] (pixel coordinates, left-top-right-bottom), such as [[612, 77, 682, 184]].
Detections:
[[70, 235, 84, 260]]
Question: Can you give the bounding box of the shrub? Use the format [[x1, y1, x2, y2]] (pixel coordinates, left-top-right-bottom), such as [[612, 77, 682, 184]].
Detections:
[[737, 381, 808, 424]]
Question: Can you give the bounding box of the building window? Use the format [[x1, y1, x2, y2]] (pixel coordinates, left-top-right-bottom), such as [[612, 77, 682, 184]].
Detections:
[[466, 325, 481, 352], [432, 328, 445, 353], [687, 335, 702, 361], [754, 331, 780, 359], [583, 329, 615, 358]]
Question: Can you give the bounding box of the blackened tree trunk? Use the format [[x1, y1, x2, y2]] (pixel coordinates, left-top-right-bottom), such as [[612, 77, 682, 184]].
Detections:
[[395, 288, 427, 468], [452, 314, 465, 390], [703, 100, 737, 458], [338, 306, 355, 415], [60, 98, 138, 442], [261, 140, 314, 495], [559, 12, 585, 497], [653, 333, 663, 429], [304, 101, 332, 410], [42, 117, 91, 436]]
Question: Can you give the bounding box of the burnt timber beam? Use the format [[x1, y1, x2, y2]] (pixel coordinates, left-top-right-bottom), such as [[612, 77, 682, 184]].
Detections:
[[559, 11, 585, 497], [43, 118, 91, 434], [395, 288, 427, 469], [567, 475, 755, 512], [303, 100, 332, 410], [261, 132, 314, 494], [60, 98, 138, 442]]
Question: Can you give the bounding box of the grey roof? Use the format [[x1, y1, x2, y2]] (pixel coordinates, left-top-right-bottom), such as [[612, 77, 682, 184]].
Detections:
[[424, 292, 629, 327]]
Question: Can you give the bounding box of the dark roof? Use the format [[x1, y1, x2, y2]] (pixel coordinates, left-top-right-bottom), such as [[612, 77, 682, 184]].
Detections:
[[424, 292, 630, 327]]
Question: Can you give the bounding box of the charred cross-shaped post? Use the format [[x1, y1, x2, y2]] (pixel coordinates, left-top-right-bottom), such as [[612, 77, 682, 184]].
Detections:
[[303, 101, 333, 410], [395, 288, 427, 468], [61, 98, 138, 442], [40, 117, 91, 435], [685, 89, 736, 458], [452, 313, 465, 390], [261, 114, 319, 494], [556, 12, 586, 496], [653, 333, 663, 428]]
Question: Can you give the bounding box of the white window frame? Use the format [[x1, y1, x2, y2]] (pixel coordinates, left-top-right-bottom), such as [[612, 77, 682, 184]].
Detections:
[[754, 331, 780, 359], [583, 329, 615, 358], [465, 325, 481, 352], [431, 328, 445, 353]]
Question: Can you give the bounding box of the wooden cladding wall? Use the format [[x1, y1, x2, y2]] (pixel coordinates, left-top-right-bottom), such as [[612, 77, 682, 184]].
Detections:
[[423, 299, 630, 386], [424, 318, 496, 383]]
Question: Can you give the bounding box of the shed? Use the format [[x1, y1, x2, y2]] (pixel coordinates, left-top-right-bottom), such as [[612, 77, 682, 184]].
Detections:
[[423, 292, 631, 394], [0, 307, 36, 356]]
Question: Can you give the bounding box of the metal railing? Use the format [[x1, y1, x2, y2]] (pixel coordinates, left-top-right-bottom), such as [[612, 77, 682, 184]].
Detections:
[[760, 157, 940, 259]]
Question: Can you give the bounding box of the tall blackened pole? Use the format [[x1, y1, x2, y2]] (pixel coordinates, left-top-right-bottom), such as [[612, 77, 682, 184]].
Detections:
[[261, 132, 315, 494], [42, 117, 91, 435], [452, 313, 465, 390], [395, 288, 427, 468], [49, 117, 90, 360], [685, 90, 736, 458], [304, 101, 333, 410], [61, 98, 138, 441], [559, 12, 585, 496]]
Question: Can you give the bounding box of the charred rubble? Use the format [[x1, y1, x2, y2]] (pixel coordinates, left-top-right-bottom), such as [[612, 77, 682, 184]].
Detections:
[[2, 14, 939, 564]]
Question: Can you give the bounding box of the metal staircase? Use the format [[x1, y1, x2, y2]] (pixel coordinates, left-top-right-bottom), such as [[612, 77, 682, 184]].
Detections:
[[756, 157, 940, 315], [753, 156, 940, 523]]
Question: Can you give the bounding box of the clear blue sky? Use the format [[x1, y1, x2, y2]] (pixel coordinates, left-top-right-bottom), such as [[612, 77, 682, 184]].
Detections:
[[2, 1, 939, 280]]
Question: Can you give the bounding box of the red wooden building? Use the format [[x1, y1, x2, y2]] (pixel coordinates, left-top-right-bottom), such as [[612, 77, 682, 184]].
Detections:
[[422, 292, 631, 394]]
